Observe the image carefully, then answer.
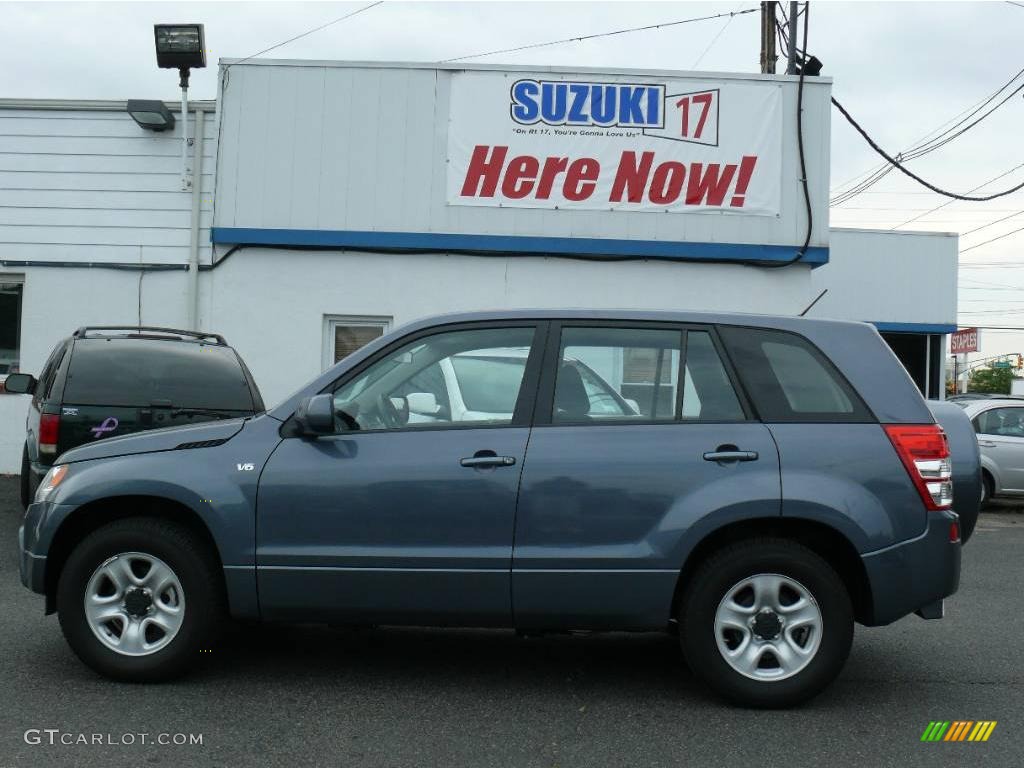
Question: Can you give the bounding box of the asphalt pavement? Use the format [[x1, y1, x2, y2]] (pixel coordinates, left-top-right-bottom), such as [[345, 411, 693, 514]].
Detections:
[[0, 475, 1020, 768]]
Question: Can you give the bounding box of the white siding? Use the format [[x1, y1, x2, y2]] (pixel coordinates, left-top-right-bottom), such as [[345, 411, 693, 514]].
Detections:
[[810, 229, 958, 327], [0, 102, 215, 473], [0, 106, 216, 266], [214, 60, 831, 252]]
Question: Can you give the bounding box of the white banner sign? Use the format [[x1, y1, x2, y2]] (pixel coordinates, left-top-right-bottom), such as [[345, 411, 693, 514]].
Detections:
[[447, 72, 783, 215]]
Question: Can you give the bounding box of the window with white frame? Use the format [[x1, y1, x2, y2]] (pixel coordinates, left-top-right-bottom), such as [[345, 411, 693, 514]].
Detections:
[[322, 315, 392, 370], [0, 276, 24, 381]]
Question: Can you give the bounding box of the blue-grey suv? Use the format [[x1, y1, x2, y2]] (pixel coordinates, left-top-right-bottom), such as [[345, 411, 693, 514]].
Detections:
[[19, 311, 972, 707]]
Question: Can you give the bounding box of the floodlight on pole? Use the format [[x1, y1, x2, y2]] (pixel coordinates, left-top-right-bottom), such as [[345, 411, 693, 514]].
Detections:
[[153, 24, 206, 191]]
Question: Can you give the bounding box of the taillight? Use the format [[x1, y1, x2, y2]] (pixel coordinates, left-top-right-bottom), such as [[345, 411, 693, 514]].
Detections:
[[39, 413, 60, 455], [884, 424, 953, 511]]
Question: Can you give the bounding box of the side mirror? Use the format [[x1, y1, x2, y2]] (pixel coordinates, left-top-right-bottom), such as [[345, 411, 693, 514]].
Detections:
[[406, 392, 440, 415], [294, 394, 336, 436], [3, 373, 36, 395]]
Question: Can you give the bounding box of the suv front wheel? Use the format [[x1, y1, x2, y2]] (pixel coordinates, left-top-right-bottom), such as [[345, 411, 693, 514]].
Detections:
[[679, 538, 853, 708], [57, 517, 224, 682]]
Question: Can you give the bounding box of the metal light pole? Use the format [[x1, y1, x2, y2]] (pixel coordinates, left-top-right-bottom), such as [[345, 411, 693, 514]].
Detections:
[[786, 2, 799, 74]]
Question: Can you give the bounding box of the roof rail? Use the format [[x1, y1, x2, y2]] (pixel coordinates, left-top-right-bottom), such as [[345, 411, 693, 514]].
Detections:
[[72, 326, 227, 345]]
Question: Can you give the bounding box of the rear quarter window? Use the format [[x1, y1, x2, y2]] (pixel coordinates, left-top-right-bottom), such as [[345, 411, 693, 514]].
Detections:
[[63, 339, 255, 410], [719, 326, 873, 423]]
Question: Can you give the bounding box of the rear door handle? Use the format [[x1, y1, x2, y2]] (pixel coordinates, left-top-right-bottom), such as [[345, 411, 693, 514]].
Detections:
[[460, 455, 516, 468], [703, 450, 759, 463], [978, 440, 996, 448]]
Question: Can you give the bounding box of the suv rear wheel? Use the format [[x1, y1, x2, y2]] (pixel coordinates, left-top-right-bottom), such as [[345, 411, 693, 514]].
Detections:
[[57, 517, 224, 682], [679, 538, 853, 708]]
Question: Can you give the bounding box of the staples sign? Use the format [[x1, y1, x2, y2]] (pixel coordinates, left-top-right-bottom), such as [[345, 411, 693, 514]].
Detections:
[[950, 328, 979, 355], [447, 72, 782, 214]]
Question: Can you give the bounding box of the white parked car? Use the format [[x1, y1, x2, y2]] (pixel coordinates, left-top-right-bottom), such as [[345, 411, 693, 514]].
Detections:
[[955, 397, 1024, 505]]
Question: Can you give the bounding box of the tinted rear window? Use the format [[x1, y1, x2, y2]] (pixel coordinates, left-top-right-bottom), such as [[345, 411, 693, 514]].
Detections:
[[63, 339, 254, 410], [719, 326, 872, 423]]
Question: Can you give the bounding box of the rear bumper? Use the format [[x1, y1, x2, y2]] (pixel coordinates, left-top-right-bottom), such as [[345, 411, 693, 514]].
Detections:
[[860, 510, 961, 626]]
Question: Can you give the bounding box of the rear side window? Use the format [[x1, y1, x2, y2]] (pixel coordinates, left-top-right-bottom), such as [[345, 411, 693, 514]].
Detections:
[[719, 326, 872, 423], [34, 343, 66, 405], [975, 407, 1024, 437], [555, 327, 681, 422], [63, 339, 254, 410]]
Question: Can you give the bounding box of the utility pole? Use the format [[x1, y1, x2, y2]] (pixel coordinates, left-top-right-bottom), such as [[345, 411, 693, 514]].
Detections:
[[786, 1, 800, 74], [760, 2, 777, 74]]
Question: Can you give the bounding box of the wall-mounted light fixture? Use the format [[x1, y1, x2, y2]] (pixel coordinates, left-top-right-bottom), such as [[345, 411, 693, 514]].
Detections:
[[125, 99, 176, 132]]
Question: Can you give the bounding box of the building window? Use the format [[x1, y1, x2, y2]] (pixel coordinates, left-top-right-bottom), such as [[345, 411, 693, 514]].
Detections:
[[322, 315, 392, 370], [0, 278, 24, 384]]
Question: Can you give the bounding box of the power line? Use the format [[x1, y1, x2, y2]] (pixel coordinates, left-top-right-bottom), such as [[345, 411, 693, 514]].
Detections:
[[960, 223, 1024, 253], [692, 5, 742, 68], [891, 162, 1024, 229], [960, 263, 1024, 268], [440, 8, 758, 63], [831, 96, 1024, 201], [227, 1, 383, 70], [758, 1, 812, 268], [831, 66, 1024, 205], [960, 208, 1024, 237]]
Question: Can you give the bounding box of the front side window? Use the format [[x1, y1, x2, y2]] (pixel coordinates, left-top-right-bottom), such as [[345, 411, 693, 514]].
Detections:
[[554, 327, 680, 422], [332, 326, 537, 431]]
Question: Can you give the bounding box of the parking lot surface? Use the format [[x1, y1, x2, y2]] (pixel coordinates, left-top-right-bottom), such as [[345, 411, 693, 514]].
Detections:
[[1, 475, 1020, 768]]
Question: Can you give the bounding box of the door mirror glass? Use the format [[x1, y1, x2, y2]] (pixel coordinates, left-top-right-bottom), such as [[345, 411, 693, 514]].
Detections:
[[2, 372, 36, 394], [294, 394, 336, 436], [407, 392, 440, 415]]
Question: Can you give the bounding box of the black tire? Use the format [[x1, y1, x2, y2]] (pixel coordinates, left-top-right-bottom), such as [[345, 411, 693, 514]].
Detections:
[[19, 445, 31, 510], [679, 538, 853, 708], [980, 471, 994, 509], [57, 517, 225, 682]]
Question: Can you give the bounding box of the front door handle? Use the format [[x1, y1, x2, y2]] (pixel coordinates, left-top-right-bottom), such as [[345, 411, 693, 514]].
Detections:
[[703, 449, 759, 463], [460, 455, 516, 468]]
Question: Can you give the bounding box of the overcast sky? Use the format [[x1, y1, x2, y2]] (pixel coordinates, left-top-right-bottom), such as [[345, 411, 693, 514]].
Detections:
[[5, 0, 1024, 363]]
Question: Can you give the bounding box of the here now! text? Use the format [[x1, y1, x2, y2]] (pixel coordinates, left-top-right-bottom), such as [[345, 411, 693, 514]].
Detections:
[[458, 145, 758, 208]]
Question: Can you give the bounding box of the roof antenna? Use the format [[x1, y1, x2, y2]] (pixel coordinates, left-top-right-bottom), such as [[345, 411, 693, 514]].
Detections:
[[799, 288, 828, 317]]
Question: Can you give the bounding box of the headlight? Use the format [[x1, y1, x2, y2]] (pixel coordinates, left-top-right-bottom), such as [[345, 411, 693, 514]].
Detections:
[[35, 464, 69, 503]]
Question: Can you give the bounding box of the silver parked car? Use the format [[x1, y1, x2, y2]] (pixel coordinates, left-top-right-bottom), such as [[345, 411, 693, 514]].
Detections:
[[955, 397, 1024, 505]]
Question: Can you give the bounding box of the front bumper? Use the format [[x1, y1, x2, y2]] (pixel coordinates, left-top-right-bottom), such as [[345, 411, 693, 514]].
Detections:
[[19, 500, 55, 595], [860, 510, 962, 626]]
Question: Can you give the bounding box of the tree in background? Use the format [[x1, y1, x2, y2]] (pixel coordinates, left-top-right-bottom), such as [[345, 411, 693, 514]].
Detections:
[[968, 367, 1013, 395]]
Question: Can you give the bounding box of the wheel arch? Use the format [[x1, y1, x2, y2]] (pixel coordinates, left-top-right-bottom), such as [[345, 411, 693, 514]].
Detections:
[[669, 517, 873, 626], [980, 460, 999, 495], [43, 495, 224, 615]]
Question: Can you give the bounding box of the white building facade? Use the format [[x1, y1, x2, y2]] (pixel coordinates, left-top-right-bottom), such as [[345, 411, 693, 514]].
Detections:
[[0, 61, 956, 473]]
